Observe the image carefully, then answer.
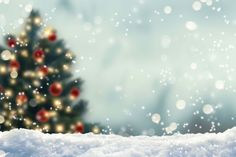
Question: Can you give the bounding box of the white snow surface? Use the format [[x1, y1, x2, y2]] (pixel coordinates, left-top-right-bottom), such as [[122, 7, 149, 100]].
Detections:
[[0, 128, 236, 157]]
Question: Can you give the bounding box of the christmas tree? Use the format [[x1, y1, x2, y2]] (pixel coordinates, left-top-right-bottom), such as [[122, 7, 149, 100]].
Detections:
[[0, 10, 100, 134]]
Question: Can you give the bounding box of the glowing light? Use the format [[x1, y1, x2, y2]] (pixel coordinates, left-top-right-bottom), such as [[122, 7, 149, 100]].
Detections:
[[206, 0, 213, 6], [5, 89, 12, 97], [56, 124, 64, 133], [1, 50, 12, 60], [151, 113, 161, 124], [43, 27, 54, 37], [190, 63, 197, 70], [203, 104, 214, 114], [25, 4, 33, 12], [10, 71, 18, 79], [34, 17, 41, 25], [185, 21, 198, 31], [192, 1, 202, 11], [0, 65, 7, 74], [215, 80, 224, 90], [53, 99, 62, 109], [21, 50, 28, 57], [176, 99, 186, 110], [92, 126, 100, 134], [163, 6, 172, 14]]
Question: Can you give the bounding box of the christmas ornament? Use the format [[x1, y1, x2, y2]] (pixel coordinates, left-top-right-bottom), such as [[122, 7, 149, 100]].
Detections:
[[74, 122, 84, 133], [49, 82, 63, 96], [36, 109, 50, 123], [9, 60, 20, 70], [16, 92, 28, 105], [1, 50, 12, 61], [7, 38, 16, 48], [70, 88, 80, 99], [48, 32, 57, 42], [33, 49, 45, 63], [10, 71, 18, 79], [38, 65, 49, 76]]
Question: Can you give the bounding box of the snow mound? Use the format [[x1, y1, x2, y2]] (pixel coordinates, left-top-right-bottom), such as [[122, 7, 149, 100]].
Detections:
[[0, 128, 236, 157]]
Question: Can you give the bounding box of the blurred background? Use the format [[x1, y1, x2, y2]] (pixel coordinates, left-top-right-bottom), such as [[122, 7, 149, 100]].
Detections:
[[1, 0, 236, 135]]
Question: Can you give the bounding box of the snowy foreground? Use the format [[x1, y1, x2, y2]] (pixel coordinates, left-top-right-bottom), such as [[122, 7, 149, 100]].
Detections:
[[0, 128, 236, 157]]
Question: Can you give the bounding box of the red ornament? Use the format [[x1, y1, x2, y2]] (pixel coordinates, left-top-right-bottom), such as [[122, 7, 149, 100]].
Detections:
[[48, 33, 57, 42], [49, 82, 63, 96], [33, 49, 45, 63], [9, 60, 20, 70], [74, 122, 84, 133], [36, 109, 50, 123], [38, 65, 49, 76], [16, 92, 28, 105], [70, 88, 80, 99], [7, 38, 16, 48]]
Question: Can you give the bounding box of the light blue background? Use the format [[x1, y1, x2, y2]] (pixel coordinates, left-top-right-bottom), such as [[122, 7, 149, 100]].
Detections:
[[1, 0, 236, 135]]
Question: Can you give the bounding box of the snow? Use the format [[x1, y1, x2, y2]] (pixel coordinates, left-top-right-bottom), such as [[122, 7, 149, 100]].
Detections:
[[0, 128, 236, 157]]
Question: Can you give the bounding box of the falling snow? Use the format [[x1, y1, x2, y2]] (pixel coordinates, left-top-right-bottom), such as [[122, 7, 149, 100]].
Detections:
[[0, 0, 236, 139]]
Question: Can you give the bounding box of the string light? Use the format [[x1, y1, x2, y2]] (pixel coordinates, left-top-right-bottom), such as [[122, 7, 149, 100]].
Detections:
[[43, 27, 54, 38], [56, 124, 64, 133], [34, 17, 41, 25], [33, 80, 41, 87], [21, 50, 29, 57], [65, 106, 72, 113], [9, 79, 16, 85], [25, 25, 32, 31], [24, 118, 32, 126], [5, 89, 13, 97], [42, 124, 50, 132], [53, 99, 62, 109], [63, 64, 69, 71], [65, 52, 73, 59], [92, 126, 100, 134], [0, 65, 7, 74], [56, 48, 62, 54]]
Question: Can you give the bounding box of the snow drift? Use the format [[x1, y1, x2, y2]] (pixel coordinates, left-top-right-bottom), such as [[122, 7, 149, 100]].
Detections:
[[0, 128, 236, 157]]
